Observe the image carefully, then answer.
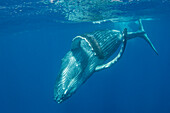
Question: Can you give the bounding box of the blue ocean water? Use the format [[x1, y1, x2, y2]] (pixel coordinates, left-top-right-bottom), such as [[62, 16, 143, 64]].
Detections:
[[0, 0, 170, 113]]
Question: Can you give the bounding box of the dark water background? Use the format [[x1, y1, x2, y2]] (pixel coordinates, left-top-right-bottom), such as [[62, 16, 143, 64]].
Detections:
[[0, 0, 170, 113]]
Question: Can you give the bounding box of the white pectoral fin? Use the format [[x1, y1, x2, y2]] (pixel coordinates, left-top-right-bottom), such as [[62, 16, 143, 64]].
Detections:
[[95, 38, 127, 71]]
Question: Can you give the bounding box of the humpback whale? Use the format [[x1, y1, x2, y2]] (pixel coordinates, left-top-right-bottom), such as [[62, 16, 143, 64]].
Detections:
[[54, 20, 158, 103]]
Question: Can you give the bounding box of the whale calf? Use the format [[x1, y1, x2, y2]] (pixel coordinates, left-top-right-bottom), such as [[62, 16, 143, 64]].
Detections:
[[54, 20, 158, 103]]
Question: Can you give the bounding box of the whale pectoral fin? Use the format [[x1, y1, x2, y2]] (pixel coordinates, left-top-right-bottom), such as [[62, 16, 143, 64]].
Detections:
[[95, 38, 127, 72]]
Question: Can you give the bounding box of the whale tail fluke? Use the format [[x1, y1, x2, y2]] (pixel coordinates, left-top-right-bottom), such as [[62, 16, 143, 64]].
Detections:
[[126, 19, 158, 55], [141, 33, 158, 55], [139, 19, 158, 55]]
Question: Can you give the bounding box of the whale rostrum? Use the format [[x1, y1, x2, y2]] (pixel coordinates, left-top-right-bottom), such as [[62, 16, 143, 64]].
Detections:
[[54, 20, 158, 103]]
